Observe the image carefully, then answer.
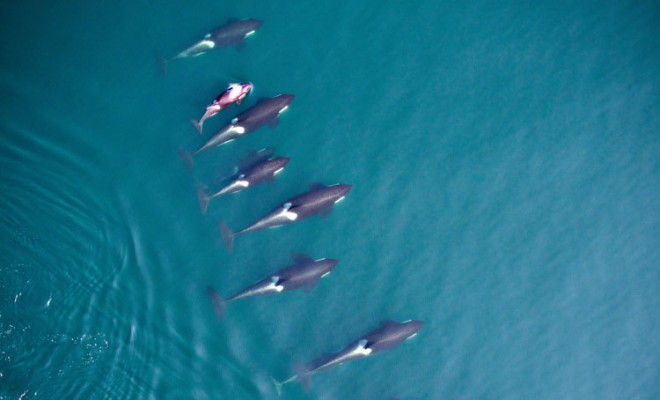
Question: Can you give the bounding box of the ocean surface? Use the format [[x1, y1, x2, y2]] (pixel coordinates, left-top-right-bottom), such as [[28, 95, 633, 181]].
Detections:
[[1, 1, 658, 399]]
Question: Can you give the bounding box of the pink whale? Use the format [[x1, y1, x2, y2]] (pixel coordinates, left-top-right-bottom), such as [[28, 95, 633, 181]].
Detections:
[[192, 82, 253, 134]]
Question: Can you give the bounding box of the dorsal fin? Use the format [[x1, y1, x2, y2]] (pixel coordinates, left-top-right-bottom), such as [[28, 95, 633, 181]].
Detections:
[[302, 278, 319, 293], [291, 253, 314, 264], [308, 182, 326, 191], [319, 205, 332, 219], [379, 320, 399, 329]]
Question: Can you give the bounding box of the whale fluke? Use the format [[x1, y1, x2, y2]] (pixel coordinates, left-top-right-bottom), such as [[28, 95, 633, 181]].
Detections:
[[177, 146, 193, 171], [195, 183, 210, 214], [191, 119, 203, 134], [271, 377, 284, 397], [207, 286, 226, 319], [271, 362, 308, 396], [219, 221, 235, 252]]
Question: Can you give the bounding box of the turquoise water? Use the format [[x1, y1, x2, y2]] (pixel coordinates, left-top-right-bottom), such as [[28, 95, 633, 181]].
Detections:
[[1, 1, 658, 399]]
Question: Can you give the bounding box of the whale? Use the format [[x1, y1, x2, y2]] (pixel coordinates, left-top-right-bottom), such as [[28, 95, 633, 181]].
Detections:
[[219, 182, 352, 251], [191, 82, 253, 134], [196, 156, 290, 214], [207, 254, 338, 319], [179, 95, 294, 169], [159, 18, 262, 74], [211, 147, 275, 185], [272, 320, 424, 395], [230, 148, 275, 177]]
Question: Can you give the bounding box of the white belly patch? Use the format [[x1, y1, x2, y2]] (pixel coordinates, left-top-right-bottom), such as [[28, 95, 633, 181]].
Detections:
[[201, 40, 216, 49], [284, 210, 298, 221]]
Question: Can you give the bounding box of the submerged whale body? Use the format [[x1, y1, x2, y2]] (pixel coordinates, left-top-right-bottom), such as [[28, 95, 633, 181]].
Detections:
[[196, 156, 290, 214], [272, 320, 424, 395], [178, 94, 294, 169], [219, 182, 352, 251], [191, 82, 253, 134], [207, 254, 338, 318], [159, 18, 262, 74]]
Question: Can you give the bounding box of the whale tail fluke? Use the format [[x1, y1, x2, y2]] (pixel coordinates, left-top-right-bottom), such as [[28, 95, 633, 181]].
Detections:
[[219, 221, 235, 252], [177, 146, 193, 171], [195, 183, 209, 214], [271, 371, 300, 397], [206, 286, 226, 319], [271, 377, 284, 397], [191, 119, 203, 134]]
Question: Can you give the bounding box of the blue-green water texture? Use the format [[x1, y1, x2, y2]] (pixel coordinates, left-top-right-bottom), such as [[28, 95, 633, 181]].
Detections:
[[1, 1, 658, 399]]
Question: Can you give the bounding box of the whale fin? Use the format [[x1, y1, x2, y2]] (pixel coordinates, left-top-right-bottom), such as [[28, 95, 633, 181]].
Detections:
[[308, 182, 326, 191], [268, 118, 279, 129], [291, 253, 314, 264], [195, 183, 209, 214], [302, 278, 319, 293], [219, 221, 235, 252], [191, 119, 203, 134], [294, 362, 312, 391], [319, 206, 333, 219], [271, 377, 284, 397], [379, 320, 399, 329], [235, 39, 246, 51], [207, 286, 226, 319], [177, 146, 193, 171]]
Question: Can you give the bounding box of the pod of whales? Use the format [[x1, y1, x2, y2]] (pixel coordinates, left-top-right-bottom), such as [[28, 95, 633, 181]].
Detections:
[[178, 94, 294, 169], [167, 16, 424, 396]]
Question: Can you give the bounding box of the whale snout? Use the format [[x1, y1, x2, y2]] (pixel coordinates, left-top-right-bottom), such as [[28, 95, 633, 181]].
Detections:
[[325, 258, 339, 269], [277, 94, 295, 105], [274, 157, 290, 169], [337, 184, 353, 196], [407, 320, 424, 335]]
